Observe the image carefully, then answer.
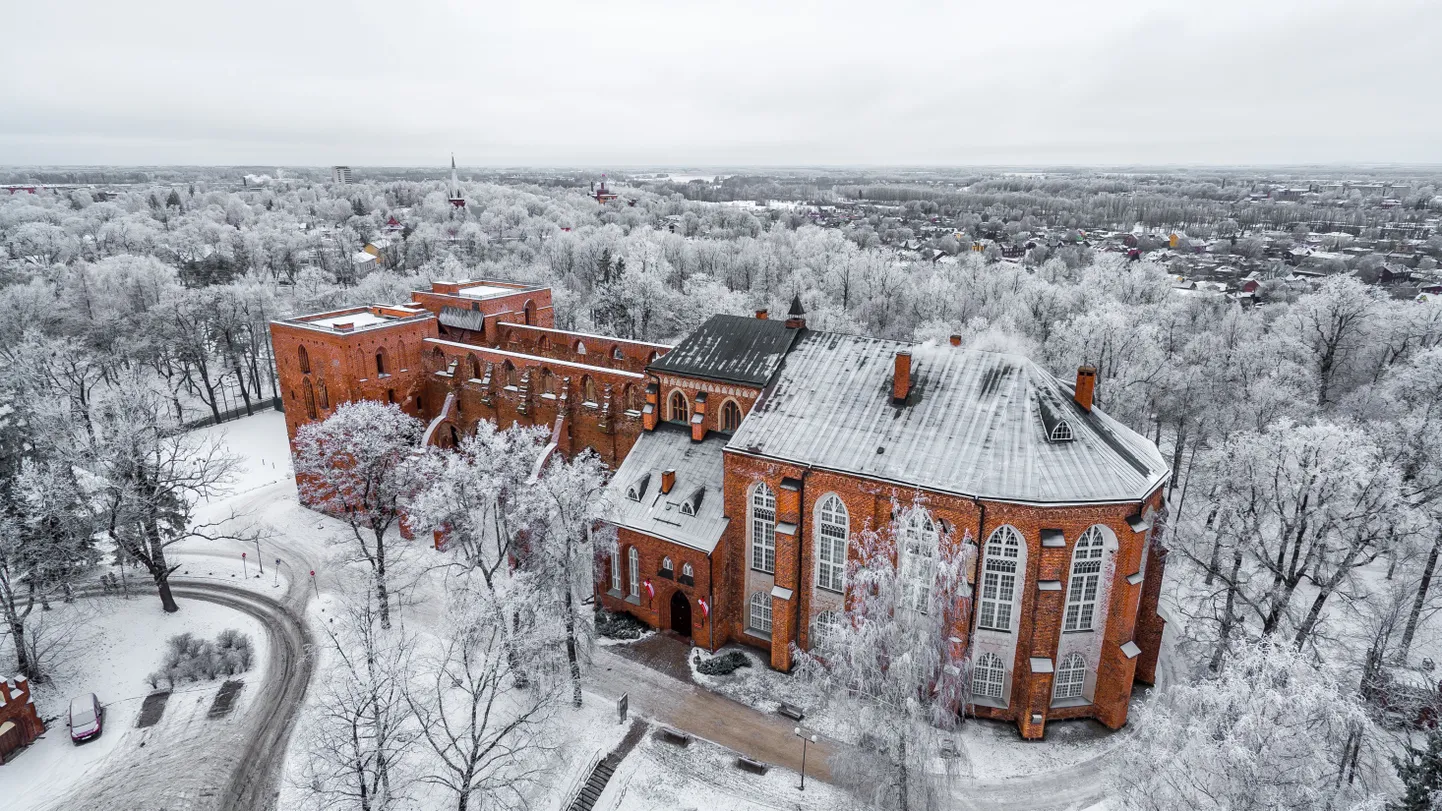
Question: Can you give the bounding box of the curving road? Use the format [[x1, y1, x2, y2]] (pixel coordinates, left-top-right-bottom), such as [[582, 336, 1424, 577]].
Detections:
[[42, 580, 313, 811]]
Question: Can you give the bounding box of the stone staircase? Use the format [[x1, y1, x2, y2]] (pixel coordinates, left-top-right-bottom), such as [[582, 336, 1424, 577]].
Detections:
[[566, 719, 649, 811]]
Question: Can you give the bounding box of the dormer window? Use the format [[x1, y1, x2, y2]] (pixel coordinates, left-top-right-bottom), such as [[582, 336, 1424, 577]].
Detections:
[[626, 473, 651, 503], [1051, 420, 1073, 442], [680, 488, 705, 516]]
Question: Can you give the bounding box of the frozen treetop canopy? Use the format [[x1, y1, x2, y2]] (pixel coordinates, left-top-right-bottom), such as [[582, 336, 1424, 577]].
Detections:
[[728, 332, 1168, 505], [648, 314, 801, 387], [604, 424, 730, 553]]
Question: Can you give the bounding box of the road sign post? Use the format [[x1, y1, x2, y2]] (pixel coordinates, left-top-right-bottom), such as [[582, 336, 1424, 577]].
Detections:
[[618, 693, 628, 725], [241, 552, 248, 579], [310, 569, 319, 600], [274, 558, 281, 587]]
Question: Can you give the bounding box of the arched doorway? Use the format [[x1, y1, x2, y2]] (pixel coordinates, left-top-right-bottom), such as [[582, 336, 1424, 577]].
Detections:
[[670, 591, 692, 637]]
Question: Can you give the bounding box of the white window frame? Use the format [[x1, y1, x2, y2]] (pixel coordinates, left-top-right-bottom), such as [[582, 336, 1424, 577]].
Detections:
[[627, 547, 639, 598], [811, 610, 839, 648], [749, 591, 772, 634], [900, 510, 939, 613], [610, 548, 621, 593], [1054, 652, 1087, 700], [662, 556, 673, 572], [815, 494, 848, 593], [720, 398, 743, 432], [1063, 526, 1106, 632], [681, 563, 693, 579], [750, 483, 776, 573], [979, 526, 1022, 632], [972, 652, 1006, 700]]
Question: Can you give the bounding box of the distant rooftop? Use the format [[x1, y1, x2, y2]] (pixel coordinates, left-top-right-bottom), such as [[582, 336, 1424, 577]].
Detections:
[[284, 305, 431, 334], [648, 314, 800, 387], [727, 333, 1168, 505]]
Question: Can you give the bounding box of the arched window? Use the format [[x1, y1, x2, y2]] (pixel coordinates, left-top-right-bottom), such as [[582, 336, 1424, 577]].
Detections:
[[661, 556, 673, 573], [582, 375, 598, 404], [979, 526, 1022, 632], [538, 334, 550, 351], [523, 300, 536, 325], [575, 340, 587, 356], [681, 563, 693, 579], [748, 592, 772, 634], [1054, 652, 1087, 701], [468, 354, 482, 381], [972, 652, 1006, 700], [623, 384, 641, 413], [669, 390, 690, 424], [297, 345, 310, 374], [502, 360, 517, 388], [1064, 526, 1106, 632], [375, 348, 387, 376], [610, 548, 621, 593], [317, 378, 329, 410], [815, 494, 848, 592], [900, 510, 940, 613], [811, 611, 840, 649], [628, 547, 639, 598], [750, 483, 776, 573], [610, 345, 624, 361], [302, 378, 317, 419], [541, 368, 556, 396], [720, 400, 742, 432], [432, 347, 446, 368], [647, 351, 660, 365]]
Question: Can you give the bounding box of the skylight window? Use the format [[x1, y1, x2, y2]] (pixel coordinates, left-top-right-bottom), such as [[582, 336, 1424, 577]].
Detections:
[[627, 473, 651, 502], [1051, 420, 1074, 442]]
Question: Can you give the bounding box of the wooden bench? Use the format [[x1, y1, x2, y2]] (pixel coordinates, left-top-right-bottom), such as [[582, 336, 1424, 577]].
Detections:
[[940, 738, 960, 759], [777, 702, 805, 721], [657, 726, 692, 746], [735, 756, 769, 775]]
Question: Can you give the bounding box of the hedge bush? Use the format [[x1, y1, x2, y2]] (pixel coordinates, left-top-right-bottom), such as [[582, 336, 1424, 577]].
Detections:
[[147, 629, 254, 689], [697, 650, 752, 676], [595, 609, 649, 640]]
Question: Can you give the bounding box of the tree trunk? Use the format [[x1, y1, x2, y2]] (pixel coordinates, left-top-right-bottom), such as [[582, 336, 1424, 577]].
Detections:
[[1294, 584, 1334, 648], [1210, 549, 1244, 673], [896, 733, 909, 811], [374, 528, 391, 629], [7, 618, 38, 681], [564, 588, 582, 708], [1399, 532, 1440, 659]]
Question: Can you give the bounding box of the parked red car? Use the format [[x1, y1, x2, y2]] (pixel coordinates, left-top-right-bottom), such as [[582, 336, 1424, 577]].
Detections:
[[68, 694, 104, 744]]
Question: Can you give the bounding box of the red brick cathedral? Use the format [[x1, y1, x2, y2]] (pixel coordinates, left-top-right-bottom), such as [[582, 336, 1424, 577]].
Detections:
[[273, 280, 1169, 740]]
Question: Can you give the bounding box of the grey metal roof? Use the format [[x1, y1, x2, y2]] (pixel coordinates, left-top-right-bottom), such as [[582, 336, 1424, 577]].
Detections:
[[602, 424, 730, 554], [647, 314, 800, 387], [439, 306, 486, 332], [726, 332, 1168, 505]]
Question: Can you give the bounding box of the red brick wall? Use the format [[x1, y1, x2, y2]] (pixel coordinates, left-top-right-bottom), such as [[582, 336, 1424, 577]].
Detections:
[[271, 311, 438, 445], [408, 285, 554, 335], [419, 338, 646, 469], [599, 529, 720, 646], [0, 676, 45, 755], [487, 323, 670, 376], [653, 375, 761, 441]]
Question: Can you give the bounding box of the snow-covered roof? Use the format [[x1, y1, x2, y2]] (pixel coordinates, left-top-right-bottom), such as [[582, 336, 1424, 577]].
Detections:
[[727, 332, 1168, 505], [649, 314, 800, 387], [603, 425, 730, 554], [457, 284, 519, 299], [309, 311, 389, 329]]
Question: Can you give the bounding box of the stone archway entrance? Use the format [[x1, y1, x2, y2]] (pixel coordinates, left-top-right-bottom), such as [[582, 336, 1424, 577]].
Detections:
[[670, 591, 692, 637]]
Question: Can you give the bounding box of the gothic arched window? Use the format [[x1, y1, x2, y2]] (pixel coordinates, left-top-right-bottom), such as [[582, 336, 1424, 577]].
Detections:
[[721, 400, 742, 432], [750, 483, 776, 573], [979, 526, 1022, 632], [297, 345, 310, 374], [669, 390, 690, 424], [627, 547, 639, 598], [972, 652, 1006, 700], [900, 509, 940, 613], [1064, 526, 1107, 632], [1054, 652, 1087, 701], [748, 592, 772, 634], [815, 494, 848, 593]]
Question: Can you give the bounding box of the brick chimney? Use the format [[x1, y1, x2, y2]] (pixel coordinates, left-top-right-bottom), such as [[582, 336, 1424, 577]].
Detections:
[[691, 391, 708, 443], [893, 351, 912, 403], [755, 308, 769, 320], [949, 334, 962, 347], [1075, 365, 1097, 411], [661, 469, 676, 494]]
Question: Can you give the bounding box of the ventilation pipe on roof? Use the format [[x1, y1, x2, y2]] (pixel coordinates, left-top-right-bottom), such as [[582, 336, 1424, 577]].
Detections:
[[893, 351, 912, 403], [1075, 365, 1097, 412], [755, 308, 769, 320], [661, 469, 676, 495]]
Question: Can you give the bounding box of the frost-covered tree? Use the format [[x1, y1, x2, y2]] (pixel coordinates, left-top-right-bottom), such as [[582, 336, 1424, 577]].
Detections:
[[86, 378, 247, 613], [513, 448, 613, 707], [293, 401, 424, 630], [1391, 725, 1442, 811], [1287, 276, 1383, 406], [793, 501, 972, 811], [1113, 641, 1384, 811], [407, 582, 558, 811]]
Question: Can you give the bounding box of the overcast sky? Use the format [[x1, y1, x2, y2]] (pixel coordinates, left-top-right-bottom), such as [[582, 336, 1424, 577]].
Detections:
[[3, 0, 1438, 167]]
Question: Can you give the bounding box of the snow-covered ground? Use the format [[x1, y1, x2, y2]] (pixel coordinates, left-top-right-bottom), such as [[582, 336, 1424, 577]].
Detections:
[[0, 595, 268, 810]]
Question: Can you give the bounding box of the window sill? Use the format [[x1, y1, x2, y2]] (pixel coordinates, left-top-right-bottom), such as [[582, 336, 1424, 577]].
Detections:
[[1061, 628, 1096, 635], [750, 567, 775, 576], [744, 628, 772, 642], [971, 695, 1009, 710], [815, 584, 844, 596], [606, 589, 623, 599], [977, 626, 1013, 634], [625, 595, 641, 606], [1050, 697, 1091, 709]]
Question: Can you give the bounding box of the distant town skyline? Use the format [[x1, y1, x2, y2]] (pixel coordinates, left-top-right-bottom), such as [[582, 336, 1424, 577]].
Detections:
[[4, 0, 1439, 167]]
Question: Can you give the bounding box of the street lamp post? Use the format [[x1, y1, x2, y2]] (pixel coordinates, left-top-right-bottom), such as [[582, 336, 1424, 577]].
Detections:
[[794, 726, 818, 791]]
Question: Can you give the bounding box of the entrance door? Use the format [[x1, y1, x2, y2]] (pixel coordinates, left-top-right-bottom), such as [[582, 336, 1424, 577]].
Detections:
[[670, 591, 692, 637]]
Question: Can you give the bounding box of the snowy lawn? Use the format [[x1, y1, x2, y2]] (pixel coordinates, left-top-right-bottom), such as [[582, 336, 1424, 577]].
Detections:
[[595, 729, 863, 811], [0, 594, 268, 810]]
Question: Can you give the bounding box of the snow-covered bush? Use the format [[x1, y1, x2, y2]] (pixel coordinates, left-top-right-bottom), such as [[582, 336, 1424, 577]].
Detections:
[[696, 650, 752, 676], [595, 609, 647, 640], [147, 629, 254, 689]]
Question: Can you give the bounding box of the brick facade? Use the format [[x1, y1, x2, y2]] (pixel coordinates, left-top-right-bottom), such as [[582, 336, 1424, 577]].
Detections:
[[0, 676, 45, 763]]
